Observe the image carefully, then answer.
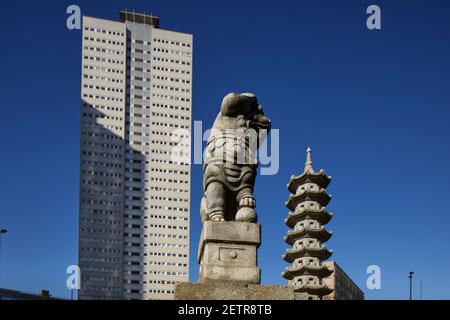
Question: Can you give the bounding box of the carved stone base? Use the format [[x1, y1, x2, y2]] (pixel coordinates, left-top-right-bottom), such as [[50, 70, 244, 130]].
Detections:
[[175, 281, 295, 300], [198, 221, 261, 284]]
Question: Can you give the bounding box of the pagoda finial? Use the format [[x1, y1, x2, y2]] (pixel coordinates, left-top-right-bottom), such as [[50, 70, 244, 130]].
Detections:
[[304, 146, 314, 173]]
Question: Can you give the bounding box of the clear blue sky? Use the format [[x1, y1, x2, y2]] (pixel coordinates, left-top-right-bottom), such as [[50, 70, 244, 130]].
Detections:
[[0, 0, 449, 300]]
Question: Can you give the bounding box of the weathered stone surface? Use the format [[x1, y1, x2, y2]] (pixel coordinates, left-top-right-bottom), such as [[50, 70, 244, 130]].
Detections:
[[198, 221, 260, 259], [200, 93, 271, 223], [186, 93, 274, 297], [175, 281, 295, 300], [198, 221, 261, 283], [283, 147, 335, 300]]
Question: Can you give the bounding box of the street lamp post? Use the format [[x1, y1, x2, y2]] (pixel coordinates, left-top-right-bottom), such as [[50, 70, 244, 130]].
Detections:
[[409, 271, 414, 300], [0, 229, 8, 286]]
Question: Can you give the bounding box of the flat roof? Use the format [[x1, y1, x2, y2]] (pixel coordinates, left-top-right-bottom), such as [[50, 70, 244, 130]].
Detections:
[[0, 288, 62, 300], [119, 10, 159, 28]]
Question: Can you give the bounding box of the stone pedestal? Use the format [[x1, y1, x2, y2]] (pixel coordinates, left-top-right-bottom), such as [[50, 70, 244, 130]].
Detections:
[[198, 221, 261, 284], [175, 281, 295, 300]]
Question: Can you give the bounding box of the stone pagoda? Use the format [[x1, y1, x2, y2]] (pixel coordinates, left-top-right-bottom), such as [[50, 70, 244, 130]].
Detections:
[[282, 147, 334, 300]]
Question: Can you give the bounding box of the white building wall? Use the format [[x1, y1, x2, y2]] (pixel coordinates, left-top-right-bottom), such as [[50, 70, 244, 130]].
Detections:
[[79, 14, 192, 300], [79, 16, 127, 300]]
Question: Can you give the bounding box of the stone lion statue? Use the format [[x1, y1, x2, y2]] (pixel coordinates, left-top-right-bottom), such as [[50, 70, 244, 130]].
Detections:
[[200, 93, 271, 223]]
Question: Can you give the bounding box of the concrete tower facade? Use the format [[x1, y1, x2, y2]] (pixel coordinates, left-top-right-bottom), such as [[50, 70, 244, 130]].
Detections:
[[79, 11, 192, 300]]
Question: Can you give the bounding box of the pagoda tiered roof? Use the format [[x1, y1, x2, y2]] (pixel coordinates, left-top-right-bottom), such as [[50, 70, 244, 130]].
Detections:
[[284, 227, 332, 245], [285, 189, 331, 210], [292, 283, 334, 296], [287, 170, 332, 194], [283, 246, 333, 262], [282, 264, 333, 279], [285, 208, 332, 228]]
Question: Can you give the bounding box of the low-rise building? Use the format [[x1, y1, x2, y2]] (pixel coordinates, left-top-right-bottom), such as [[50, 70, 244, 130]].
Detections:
[[323, 262, 364, 300], [0, 288, 62, 300]]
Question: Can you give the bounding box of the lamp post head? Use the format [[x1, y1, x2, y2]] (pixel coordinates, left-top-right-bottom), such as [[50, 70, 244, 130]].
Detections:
[[0, 229, 7, 234], [409, 272, 414, 278]]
